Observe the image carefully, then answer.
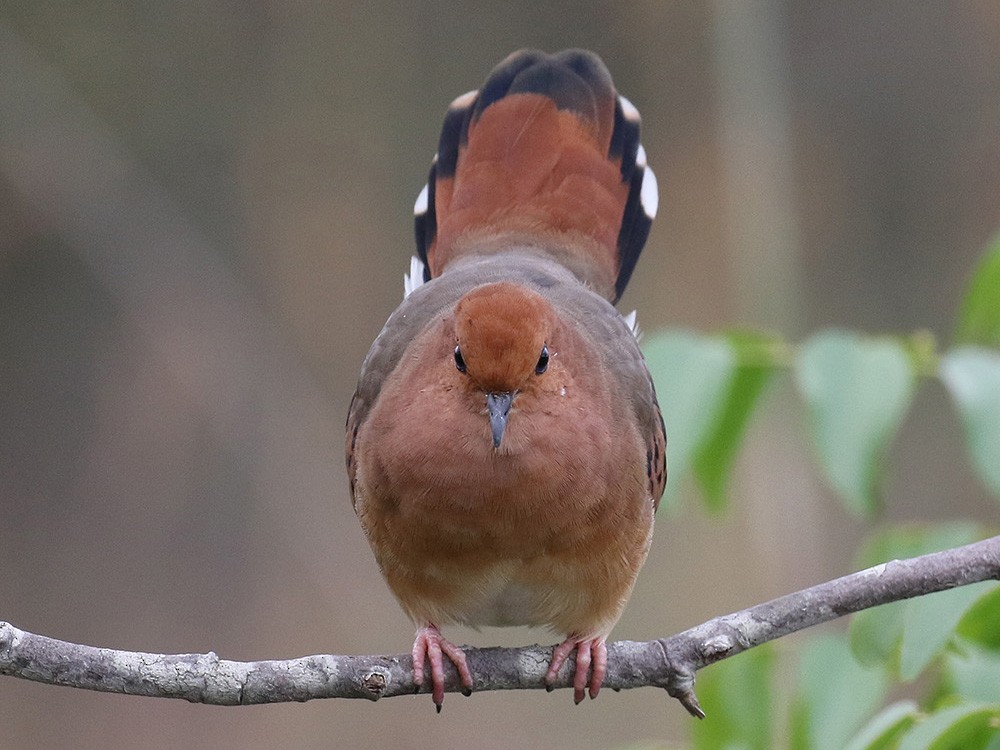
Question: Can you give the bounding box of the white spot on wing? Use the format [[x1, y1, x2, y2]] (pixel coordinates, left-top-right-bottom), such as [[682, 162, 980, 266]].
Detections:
[[414, 183, 429, 216], [623, 310, 642, 340], [640, 165, 658, 219], [449, 89, 478, 110], [403, 256, 427, 298], [636, 143, 647, 168], [618, 94, 640, 122]]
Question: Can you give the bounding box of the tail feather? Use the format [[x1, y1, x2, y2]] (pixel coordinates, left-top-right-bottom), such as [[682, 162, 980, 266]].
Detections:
[[414, 49, 656, 303]]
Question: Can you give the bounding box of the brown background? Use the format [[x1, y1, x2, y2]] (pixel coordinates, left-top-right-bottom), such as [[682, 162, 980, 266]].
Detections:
[[2, 2, 999, 748]]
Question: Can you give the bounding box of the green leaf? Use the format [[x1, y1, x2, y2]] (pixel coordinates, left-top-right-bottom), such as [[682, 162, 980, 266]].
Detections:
[[790, 634, 888, 750], [954, 234, 1000, 349], [900, 583, 995, 681], [692, 330, 778, 513], [849, 524, 983, 675], [691, 645, 774, 750], [850, 600, 905, 669], [944, 646, 1000, 703], [856, 524, 983, 569], [795, 331, 916, 516], [940, 348, 1000, 497], [957, 585, 1000, 650], [843, 701, 919, 750], [644, 331, 736, 510], [897, 703, 1000, 750]]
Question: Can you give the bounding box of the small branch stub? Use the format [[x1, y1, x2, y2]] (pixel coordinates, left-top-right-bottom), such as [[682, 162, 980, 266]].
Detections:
[[362, 668, 390, 700]]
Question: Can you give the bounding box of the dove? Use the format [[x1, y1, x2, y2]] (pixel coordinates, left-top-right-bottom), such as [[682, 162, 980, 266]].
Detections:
[[346, 48, 665, 709]]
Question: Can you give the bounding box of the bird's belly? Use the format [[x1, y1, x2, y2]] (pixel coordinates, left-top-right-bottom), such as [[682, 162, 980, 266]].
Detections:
[[406, 555, 593, 632], [458, 574, 548, 628], [355, 378, 653, 634]]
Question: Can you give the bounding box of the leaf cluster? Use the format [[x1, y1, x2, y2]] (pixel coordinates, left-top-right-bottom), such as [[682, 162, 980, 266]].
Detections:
[[646, 234, 1000, 515], [641, 235, 1000, 749]]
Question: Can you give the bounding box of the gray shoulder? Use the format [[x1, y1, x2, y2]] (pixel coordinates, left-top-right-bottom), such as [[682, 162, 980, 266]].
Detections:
[[347, 251, 647, 440]]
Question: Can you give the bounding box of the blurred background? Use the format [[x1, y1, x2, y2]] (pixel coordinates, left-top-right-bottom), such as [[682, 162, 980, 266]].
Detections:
[[2, 2, 999, 748]]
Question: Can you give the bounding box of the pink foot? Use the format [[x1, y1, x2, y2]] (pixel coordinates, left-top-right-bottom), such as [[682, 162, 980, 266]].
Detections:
[[545, 636, 608, 704], [411, 624, 474, 711]]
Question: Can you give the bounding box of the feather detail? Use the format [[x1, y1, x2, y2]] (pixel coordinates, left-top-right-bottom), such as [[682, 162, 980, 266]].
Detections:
[[403, 256, 427, 299], [413, 49, 658, 304], [623, 309, 641, 341]]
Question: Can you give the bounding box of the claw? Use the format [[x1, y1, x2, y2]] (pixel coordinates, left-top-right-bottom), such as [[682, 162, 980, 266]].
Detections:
[[411, 624, 474, 710], [545, 636, 608, 703]]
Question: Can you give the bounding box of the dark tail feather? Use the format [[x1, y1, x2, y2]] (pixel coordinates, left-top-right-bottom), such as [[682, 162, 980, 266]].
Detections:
[[413, 49, 658, 303]]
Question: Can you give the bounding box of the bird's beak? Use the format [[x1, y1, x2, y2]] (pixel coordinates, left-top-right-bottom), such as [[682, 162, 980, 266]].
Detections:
[[486, 392, 514, 448]]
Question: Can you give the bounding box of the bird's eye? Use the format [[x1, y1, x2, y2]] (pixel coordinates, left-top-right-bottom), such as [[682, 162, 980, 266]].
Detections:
[[454, 345, 467, 374], [535, 344, 549, 375]]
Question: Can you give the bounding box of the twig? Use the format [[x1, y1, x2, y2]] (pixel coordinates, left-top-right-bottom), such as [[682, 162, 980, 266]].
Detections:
[[2, 535, 998, 717]]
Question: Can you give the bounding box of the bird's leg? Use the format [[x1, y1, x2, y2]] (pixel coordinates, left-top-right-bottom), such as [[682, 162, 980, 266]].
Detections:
[[545, 635, 608, 704], [411, 624, 474, 711]]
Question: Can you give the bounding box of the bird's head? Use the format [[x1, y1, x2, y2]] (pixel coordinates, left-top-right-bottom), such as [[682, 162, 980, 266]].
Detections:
[[453, 282, 556, 448]]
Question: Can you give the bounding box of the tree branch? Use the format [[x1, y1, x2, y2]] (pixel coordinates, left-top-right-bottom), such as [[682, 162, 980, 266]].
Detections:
[[3, 535, 998, 717]]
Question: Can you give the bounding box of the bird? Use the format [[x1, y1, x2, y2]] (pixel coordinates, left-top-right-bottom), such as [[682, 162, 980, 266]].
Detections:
[[346, 48, 665, 710]]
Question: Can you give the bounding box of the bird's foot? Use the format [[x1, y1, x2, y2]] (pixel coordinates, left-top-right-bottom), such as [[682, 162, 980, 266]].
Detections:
[[412, 624, 474, 712], [545, 635, 608, 703]]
